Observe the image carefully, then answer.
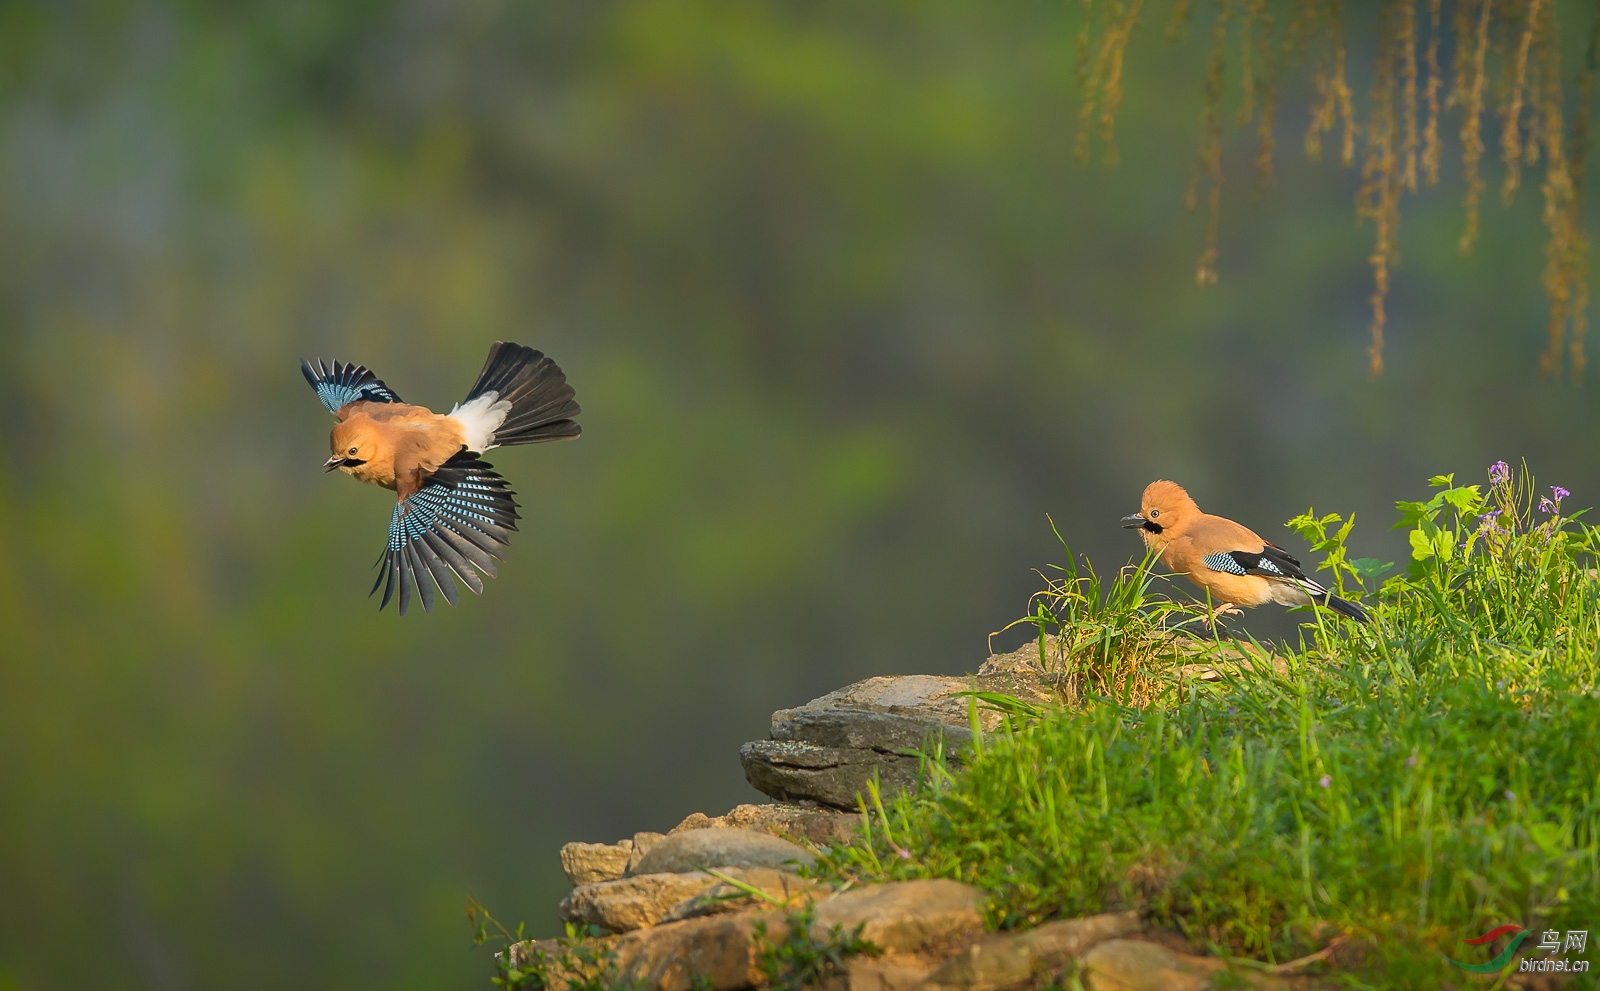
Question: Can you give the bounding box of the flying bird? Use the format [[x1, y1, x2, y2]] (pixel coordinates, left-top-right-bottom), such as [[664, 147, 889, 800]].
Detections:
[[302, 342, 581, 615], [1121, 480, 1369, 624]]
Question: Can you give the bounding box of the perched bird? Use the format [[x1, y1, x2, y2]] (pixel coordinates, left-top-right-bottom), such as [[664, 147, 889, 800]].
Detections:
[[1121, 480, 1368, 623], [302, 341, 581, 615]]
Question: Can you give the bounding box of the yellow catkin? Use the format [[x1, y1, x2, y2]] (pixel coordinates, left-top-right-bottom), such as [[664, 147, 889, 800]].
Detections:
[[1360, 2, 1402, 377], [1238, 3, 1255, 127], [1401, 0, 1419, 192], [1459, 0, 1494, 255], [1449, 0, 1473, 111], [1525, 44, 1543, 168], [1168, 0, 1195, 39], [1098, 0, 1148, 165], [1254, 5, 1278, 186], [1332, 6, 1358, 167], [1573, 1, 1600, 210], [1422, 0, 1442, 184], [1502, 0, 1545, 204], [1194, 0, 1232, 287], [1537, 18, 1575, 379], [1533, 11, 1589, 381], [1305, 0, 1338, 164], [1073, 0, 1100, 165]]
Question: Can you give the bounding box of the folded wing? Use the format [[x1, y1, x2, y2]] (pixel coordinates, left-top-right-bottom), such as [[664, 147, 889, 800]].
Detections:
[[370, 451, 521, 615]]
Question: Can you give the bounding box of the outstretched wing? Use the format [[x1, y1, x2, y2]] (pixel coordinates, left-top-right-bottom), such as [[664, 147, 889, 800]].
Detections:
[[1202, 542, 1328, 593], [371, 451, 521, 615], [301, 358, 403, 416]]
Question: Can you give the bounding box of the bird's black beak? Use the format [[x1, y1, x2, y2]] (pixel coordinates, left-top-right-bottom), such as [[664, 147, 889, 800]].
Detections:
[[1120, 512, 1147, 529]]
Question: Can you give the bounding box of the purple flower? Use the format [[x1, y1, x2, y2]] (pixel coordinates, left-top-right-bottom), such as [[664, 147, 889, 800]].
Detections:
[[1540, 496, 1555, 514], [1318, 774, 1332, 789], [895, 845, 912, 860], [1489, 461, 1510, 485], [1405, 754, 1418, 767], [1476, 508, 1508, 537], [1504, 790, 1516, 802], [1553, 485, 1571, 504]]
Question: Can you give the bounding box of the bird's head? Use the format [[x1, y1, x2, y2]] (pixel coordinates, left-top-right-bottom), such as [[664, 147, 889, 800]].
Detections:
[[325, 421, 377, 474], [1121, 479, 1199, 548]]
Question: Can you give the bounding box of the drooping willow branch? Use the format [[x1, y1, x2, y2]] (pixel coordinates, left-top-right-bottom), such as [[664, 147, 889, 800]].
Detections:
[[1074, 0, 1597, 380]]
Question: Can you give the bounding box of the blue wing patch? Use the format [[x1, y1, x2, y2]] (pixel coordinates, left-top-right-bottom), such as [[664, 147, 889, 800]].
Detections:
[[1203, 551, 1249, 575], [301, 358, 403, 415], [370, 453, 521, 616]]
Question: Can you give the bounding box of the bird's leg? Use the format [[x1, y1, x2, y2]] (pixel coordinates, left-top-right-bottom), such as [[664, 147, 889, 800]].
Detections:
[[1204, 601, 1242, 631]]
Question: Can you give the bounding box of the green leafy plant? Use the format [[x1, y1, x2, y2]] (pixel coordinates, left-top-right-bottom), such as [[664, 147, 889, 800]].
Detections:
[[469, 898, 642, 991], [751, 901, 878, 991]]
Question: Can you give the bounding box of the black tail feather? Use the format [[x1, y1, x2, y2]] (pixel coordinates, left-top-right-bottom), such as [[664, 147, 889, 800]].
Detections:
[[1321, 594, 1370, 623], [465, 342, 582, 447]]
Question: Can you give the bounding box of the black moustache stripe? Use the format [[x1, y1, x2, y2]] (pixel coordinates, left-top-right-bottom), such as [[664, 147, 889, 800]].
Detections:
[[1142, 521, 1163, 534]]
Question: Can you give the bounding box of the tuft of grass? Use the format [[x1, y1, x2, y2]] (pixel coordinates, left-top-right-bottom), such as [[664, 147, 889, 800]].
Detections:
[[752, 901, 878, 991], [816, 463, 1600, 988], [469, 899, 643, 991], [991, 517, 1204, 708]]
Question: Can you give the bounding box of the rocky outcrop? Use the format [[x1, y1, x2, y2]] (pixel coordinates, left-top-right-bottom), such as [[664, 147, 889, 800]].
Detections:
[[739, 673, 1058, 809], [670, 802, 860, 846], [514, 668, 1347, 991]]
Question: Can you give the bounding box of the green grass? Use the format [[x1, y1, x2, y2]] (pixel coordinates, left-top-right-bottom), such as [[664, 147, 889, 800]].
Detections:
[[814, 463, 1600, 987]]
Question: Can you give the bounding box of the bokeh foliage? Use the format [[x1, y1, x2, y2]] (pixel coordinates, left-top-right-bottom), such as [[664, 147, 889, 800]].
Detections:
[[0, 2, 1598, 990]]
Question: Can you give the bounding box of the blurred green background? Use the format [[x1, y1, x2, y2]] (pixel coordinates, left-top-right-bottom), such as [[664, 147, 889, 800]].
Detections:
[[2, 2, 1597, 988]]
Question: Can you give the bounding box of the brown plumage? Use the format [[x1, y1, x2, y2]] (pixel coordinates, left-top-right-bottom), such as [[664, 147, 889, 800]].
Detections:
[[328, 404, 470, 501], [303, 342, 581, 615], [1121, 480, 1368, 623]]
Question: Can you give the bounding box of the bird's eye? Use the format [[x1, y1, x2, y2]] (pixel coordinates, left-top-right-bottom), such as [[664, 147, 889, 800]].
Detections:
[[348, 446, 358, 456], [1150, 509, 1160, 518]]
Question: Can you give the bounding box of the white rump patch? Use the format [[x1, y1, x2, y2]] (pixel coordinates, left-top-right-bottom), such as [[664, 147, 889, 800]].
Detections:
[[447, 391, 512, 452]]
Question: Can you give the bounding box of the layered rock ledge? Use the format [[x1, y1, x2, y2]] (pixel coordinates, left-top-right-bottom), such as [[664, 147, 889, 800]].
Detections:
[[510, 663, 1347, 990]]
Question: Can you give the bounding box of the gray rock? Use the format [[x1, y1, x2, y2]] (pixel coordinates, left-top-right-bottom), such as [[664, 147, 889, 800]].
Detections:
[[625, 832, 667, 874], [741, 673, 1060, 808], [630, 826, 816, 875], [560, 840, 633, 886], [740, 740, 922, 810], [773, 707, 978, 752], [779, 673, 1055, 734]]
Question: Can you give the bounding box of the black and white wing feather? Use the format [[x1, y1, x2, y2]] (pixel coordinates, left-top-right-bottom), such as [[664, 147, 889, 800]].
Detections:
[[1202, 542, 1369, 622], [302, 358, 404, 415], [371, 451, 521, 615], [1204, 542, 1323, 589]]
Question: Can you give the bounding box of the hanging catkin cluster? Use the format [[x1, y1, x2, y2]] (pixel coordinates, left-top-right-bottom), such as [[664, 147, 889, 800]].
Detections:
[[1075, 0, 1598, 380]]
